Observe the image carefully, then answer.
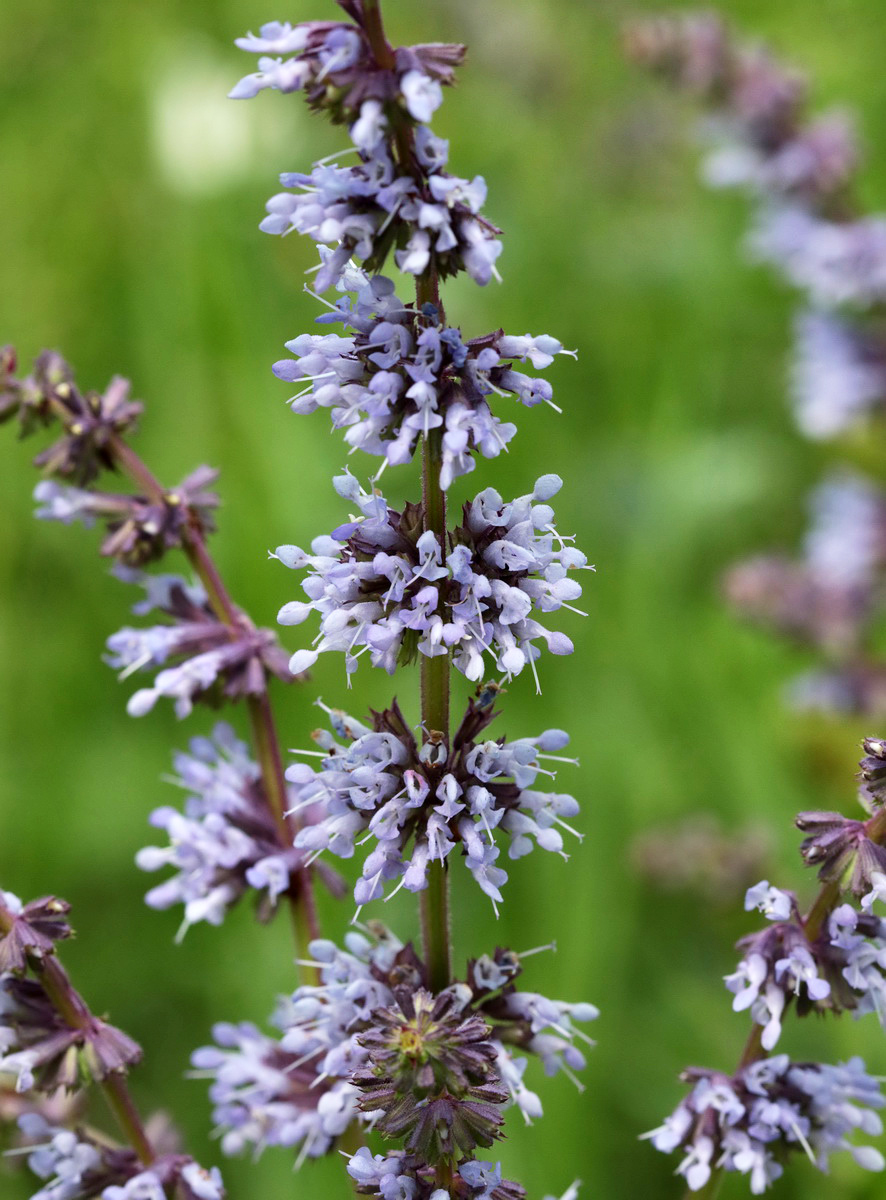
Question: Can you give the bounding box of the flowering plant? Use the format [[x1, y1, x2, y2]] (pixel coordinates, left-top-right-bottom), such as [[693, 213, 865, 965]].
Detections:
[[0, 4, 593, 1199]]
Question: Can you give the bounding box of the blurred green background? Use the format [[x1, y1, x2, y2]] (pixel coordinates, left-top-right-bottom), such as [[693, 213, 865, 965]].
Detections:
[[3, 0, 886, 1197]]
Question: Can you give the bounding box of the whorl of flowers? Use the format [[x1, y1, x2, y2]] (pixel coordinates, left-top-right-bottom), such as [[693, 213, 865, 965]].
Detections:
[[724, 880, 886, 1050], [32, 466, 220, 568], [0, 890, 227, 1198], [628, 14, 886, 720], [273, 264, 574, 486], [0, 893, 140, 1097], [274, 471, 589, 687], [192, 932, 597, 1164], [230, 9, 502, 290], [105, 571, 293, 718], [135, 723, 342, 936], [287, 693, 579, 908], [13, 1113, 224, 1200], [347, 1147, 526, 1200], [642, 738, 886, 1193], [0, 348, 142, 485], [644, 1054, 885, 1194]]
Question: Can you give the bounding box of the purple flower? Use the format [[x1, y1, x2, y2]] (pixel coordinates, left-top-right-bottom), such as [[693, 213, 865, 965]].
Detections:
[[273, 267, 572, 482], [287, 696, 580, 908], [193, 934, 595, 1163], [791, 312, 886, 438], [136, 724, 340, 937], [33, 466, 220, 567], [105, 572, 292, 719], [644, 1055, 885, 1192], [274, 475, 590, 688]]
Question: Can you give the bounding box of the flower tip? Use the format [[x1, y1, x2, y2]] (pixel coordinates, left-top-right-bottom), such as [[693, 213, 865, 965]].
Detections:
[[289, 648, 319, 676]]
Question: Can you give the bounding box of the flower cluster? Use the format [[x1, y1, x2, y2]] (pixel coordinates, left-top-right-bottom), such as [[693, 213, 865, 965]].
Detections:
[[0, 349, 142, 485], [275, 472, 588, 687], [231, 9, 502, 289], [33, 466, 220, 567], [135, 723, 341, 936], [347, 1147, 525, 1200], [627, 11, 884, 437], [287, 693, 579, 908], [106, 571, 293, 718], [15, 1113, 224, 1200], [192, 932, 596, 1164], [644, 1055, 885, 1194], [0, 895, 141, 1096], [229, 15, 464, 123], [725, 879, 886, 1050], [0, 891, 226, 1198], [273, 265, 573, 486]]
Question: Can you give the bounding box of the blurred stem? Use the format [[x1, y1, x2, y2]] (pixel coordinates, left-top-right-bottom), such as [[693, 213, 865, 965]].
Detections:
[[0, 908, 154, 1166], [107, 432, 321, 978]]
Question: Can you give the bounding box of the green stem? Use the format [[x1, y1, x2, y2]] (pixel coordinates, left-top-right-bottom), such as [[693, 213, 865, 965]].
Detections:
[[422, 859, 452, 992]]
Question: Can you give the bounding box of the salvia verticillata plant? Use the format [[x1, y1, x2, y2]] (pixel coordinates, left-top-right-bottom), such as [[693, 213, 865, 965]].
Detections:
[[0, 3, 596, 1199], [627, 11, 886, 721]]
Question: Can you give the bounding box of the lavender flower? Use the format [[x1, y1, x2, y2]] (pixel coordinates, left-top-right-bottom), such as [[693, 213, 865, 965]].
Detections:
[[286, 695, 580, 908], [829, 904, 886, 1025], [229, 14, 464, 120], [723, 470, 886, 657], [274, 473, 589, 688], [262, 141, 501, 290], [643, 1055, 885, 1193], [347, 1147, 526, 1200], [0, 350, 141, 485], [751, 209, 886, 310], [135, 724, 341, 936], [33, 466, 220, 567], [227, 8, 504, 289], [14, 1113, 226, 1200], [105, 572, 293, 718], [192, 933, 596, 1162], [628, 14, 886, 450], [272, 265, 573, 485], [790, 311, 886, 438]]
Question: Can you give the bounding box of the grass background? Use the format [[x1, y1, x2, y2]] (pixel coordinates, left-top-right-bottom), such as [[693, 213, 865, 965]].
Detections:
[[2, 0, 886, 1196]]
